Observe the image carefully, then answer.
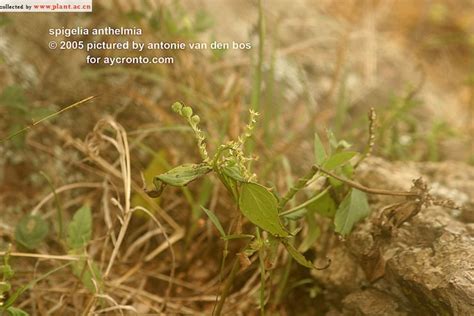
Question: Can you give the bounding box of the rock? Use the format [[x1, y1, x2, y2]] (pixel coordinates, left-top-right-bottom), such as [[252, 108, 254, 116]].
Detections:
[[311, 157, 474, 315]]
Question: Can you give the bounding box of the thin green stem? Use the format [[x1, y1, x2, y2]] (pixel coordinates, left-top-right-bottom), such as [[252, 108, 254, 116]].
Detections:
[[279, 187, 330, 217], [274, 247, 292, 306], [40, 172, 64, 239], [214, 258, 240, 316], [3, 262, 73, 309], [256, 227, 266, 316]]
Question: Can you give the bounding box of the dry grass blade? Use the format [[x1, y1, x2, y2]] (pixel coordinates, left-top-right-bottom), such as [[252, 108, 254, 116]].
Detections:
[[0, 252, 81, 261], [0, 95, 96, 143]]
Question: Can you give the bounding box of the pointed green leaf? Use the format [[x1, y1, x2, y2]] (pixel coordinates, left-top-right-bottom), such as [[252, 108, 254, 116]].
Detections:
[[334, 189, 370, 236], [67, 205, 92, 251], [323, 151, 357, 170], [14, 215, 49, 250], [201, 206, 226, 237], [239, 183, 289, 237], [314, 132, 327, 165], [154, 163, 211, 187], [283, 241, 314, 269]]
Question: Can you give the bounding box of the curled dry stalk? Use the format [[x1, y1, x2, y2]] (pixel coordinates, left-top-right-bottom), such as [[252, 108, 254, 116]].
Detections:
[[312, 164, 464, 230], [85, 118, 178, 312], [86, 118, 132, 279]]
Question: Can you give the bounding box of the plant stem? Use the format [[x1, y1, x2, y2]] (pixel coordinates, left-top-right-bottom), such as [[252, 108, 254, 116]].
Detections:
[[214, 258, 240, 316], [274, 248, 292, 306], [312, 165, 417, 197], [40, 171, 64, 240], [280, 187, 330, 217], [256, 227, 266, 316]]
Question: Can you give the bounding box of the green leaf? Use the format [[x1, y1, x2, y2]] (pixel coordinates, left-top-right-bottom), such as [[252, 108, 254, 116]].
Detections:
[[306, 191, 337, 218], [14, 215, 49, 250], [334, 189, 370, 236], [221, 164, 246, 182], [154, 163, 211, 187], [201, 206, 226, 237], [283, 241, 314, 269], [323, 151, 357, 170], [239, 183, 289, 237], [314, 132, 327, 165], [341, 163, 354, 178], [71, 259, 101, 293], [67, 205, 92, 251], [6, 307, 29, 316], [217, 171, 240, 202]]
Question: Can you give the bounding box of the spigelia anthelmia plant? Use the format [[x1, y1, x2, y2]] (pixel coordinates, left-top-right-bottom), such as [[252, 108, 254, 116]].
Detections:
[[146, 103, 465, 315]]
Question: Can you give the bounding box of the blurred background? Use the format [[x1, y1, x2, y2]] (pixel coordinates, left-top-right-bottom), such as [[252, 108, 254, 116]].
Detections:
[[0, 0, 472, 314]]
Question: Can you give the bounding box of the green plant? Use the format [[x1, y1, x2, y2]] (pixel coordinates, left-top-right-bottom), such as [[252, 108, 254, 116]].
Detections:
[[11, 204, 101, 296], [14, 215, 49, 250], [147, 102, 374, 314], [66, 205, 102, 294], [148, 102, 464, 315]]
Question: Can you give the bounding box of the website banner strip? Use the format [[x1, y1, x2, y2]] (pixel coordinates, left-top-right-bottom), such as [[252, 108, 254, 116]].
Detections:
[[0, 1, 92, 12]]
